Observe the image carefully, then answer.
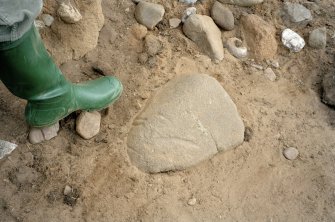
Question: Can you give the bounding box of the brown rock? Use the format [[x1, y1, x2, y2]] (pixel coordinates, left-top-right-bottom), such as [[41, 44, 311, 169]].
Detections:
[[240, 14, 277, 61]]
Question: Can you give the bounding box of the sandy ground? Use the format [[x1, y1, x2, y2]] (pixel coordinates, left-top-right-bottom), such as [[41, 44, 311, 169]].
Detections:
[[1, 0, 335, 221]]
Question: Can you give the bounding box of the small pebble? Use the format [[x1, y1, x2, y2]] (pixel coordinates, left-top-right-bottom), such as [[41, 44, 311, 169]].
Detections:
[[76, 111, 101, 140], [169, 18, 181, 28], [187, 197, 197, 206], [264, 68, 276, 81], [271, 60, 279, 69], [283, 147, 299, 160], [64, 185, 72, 195], [41, 14, 54, 27]]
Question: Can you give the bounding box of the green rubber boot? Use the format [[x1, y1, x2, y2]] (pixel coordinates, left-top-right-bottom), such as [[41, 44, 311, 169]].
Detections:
[[0, 25, 122, 127]]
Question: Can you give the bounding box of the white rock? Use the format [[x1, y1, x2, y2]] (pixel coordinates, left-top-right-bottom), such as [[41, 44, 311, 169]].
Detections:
[[57, 2, 82, 24], [226, 37, 247, 59], [188, 197, 197, 206], [76, 111, 101, 140], [282, 29, 305, 52], [283, 147, 299, 160], [41, 14, 54, 27], [181, 7, 197, 23], [264, 68, 276, 81], [64, 185, 72, 195]]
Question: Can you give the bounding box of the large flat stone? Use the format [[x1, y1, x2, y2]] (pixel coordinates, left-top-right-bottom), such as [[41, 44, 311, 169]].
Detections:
[[127, 74, 245, 173]]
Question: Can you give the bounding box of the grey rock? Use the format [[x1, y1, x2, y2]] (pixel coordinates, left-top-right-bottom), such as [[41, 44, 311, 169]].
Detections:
[[283, 147, 299, 160], [309, 27, 327, 49], [127, 74, 245, 173], [284, 2, 312, 23], [135, 1, 165, 30], [29, 122, 60, 144], [322, 72, 335, 106], [183, 14, 224, 61], [211, 1, 234, 31], [181, 7, 197, 23], [217, 0, 263, 7], [144, 34, 162, 56], [282, 28, 305, 52], [169, 18, 182, 28], [41, 14, 54, 27], [76, 111, 101, 139]]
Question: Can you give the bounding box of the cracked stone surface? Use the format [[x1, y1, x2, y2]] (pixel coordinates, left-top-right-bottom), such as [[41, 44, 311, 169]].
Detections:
[[127, 74, 245, 173]]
